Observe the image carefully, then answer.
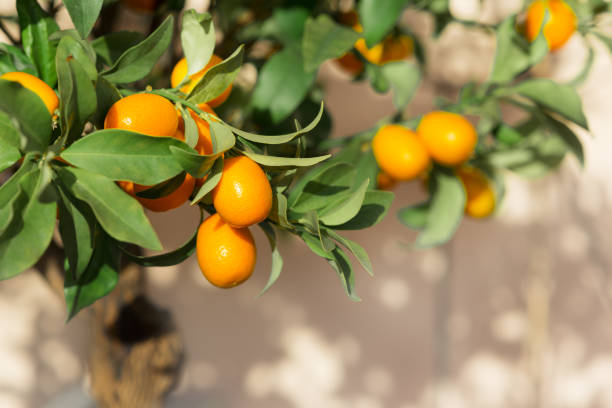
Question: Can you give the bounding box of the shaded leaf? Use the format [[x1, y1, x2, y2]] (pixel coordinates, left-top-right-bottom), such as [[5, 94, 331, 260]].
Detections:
[[187, 45, 243, 104], [63, 0, 103, 39], [302, 14, 360, 72]]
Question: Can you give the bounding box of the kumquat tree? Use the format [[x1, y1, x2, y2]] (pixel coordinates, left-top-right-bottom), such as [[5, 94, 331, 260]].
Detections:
[[0, 0, 610, 406]]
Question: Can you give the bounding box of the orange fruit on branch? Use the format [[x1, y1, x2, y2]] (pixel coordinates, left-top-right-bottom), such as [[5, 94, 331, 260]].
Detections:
[[1, 71, 59, 115], [196, 213, 256, 288], [212, 156, 272, 228], [525, 0, 577, 51], [372, 124, 430, 181], [457, 167, 496, 218], [417, 111, 477, 167], [104, 93, 178, 137]]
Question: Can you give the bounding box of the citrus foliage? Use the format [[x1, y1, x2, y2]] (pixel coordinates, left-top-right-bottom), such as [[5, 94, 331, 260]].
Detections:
[[0, 0, 607, 319]]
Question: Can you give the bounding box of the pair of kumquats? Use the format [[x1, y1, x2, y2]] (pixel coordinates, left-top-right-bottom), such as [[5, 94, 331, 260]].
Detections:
[[372, 111, 496, 219], [107, 56, 271, 289]]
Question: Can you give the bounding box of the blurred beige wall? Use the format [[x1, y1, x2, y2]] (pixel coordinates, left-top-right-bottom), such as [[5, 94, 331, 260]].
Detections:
[[2, 1, 612, 407]]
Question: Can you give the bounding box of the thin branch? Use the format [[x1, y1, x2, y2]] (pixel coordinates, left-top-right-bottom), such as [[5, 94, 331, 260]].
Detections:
[[0, 18, 18, 45]]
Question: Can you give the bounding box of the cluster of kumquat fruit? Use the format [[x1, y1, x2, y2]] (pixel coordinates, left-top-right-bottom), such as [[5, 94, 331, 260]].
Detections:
[[101, 54, 270, 289], [335, 10, 414, 76], [372, 112, 496, 219]]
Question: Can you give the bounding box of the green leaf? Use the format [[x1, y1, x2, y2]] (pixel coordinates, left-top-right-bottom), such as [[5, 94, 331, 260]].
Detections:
[[326, 229, 373, 276], [191, 156, 223, 205], [381, 61, 421, 109], [181, 10, 215, 76], [358, 0, 408, 47], [0, 79, 52, 152], [507, 78, 589, 129], [210, 121, 237, 154], [120, 213, 201, 267], [56, 166, 162, 250], [0, 111, 22, 149], [257, 222, 284, 297], [102, 15, 174, 83], [93, 76, 121, 129], [415, 168, 465, 249], [496, 123, 523, 145], [241, 150, 330, 168], [50, 30, 98, 79], [545, 113, 584, 167], [302, 14, 360, 73], [169, 147, 219, 178], [328, 247, 360, 301], [319, 179, 370, 226], [300, 230, 334, 259], [64, 231, 119, 321], [366, 63, 390, 93], [398, 201, 430, 230], [63, 0, 103, 39], [0, 187, 22, 235], [57, 185, 96, 279], [0, 154, 36, 205], [0, 43, 36, 75], [55, 36, 98, 146], [489, 16, 548, 84], [0, 142, 21, 172], [135, 172, 185, 199], [91, 31, 145, 66], [60, 129, 193, 185], [187, 45, 243, 104], [333, 190, 394, 230], [269, 192, 293, 229], [289, 162, 356, 213], [231, 102, 324, 144], [0, 169, 57, 280], [17, 0, 59, 87], [179, 106, 199, 148], [299, 210, 336, 253], [251, 47, 316, 124]]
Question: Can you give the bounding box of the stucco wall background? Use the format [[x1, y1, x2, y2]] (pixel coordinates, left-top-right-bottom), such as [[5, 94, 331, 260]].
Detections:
[[1, 0, 612, 407]]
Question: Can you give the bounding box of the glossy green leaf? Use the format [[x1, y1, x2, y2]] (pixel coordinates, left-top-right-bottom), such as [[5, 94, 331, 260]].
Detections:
[[64, 231, 119, 321], [333, 190, 394, 230], [381, 60, 421, 109], [102, 15, 174, 83], [0, 188, 22, 235], [230, 102, 324, 144], [91, 31, 145, 66], [289, 162, 356, 213], [0, 111, 21, 149], [241, 150, 330, 168], [181, 10, 215, 76], [415, 168, 465, 249], [358, 0, 408, 47], [17, 0, 59, 86], [251, 47, 316, 124], [120, 213, 201, 267], [56, 166, 162, 250], [57, 185, 95, 279], [0, 43, 36, 75], [210, 121, 237, 154], [319, 179, 370, 226], [302, 14, 360, 73], [50, 30, 98, 79], [0, 142, 20, 172], [489, 16, 548, 84], [327, 247, 360, 301], [61, 129, 193, 185], [169, 147, 219, 178], [191, 156, 223, 205], [56, 36, 97, 146], [508, 78, 588, 129], [63, 0, 103, 39], [398, 201, 430, 230], [93, 76, 121, 129], [179, 106, 199, 148], [0, 154, 36, 205], [187, 45, 243, 104], [326, 229, 372, 276], [0, 169, 57, 280], [0, 79, 52, 152], [257, 222, 284, 297]]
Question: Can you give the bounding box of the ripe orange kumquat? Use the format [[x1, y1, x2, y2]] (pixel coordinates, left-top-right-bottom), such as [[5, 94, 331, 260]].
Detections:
[[457, 167, 496, 219], [372, 124, 431, 181], [104, 93, 178, 137], [376, 172, 398, 191], [196, 213, 256, 288], [525, 0, 577, 51], [417, 111, 478, 167], [170, 56, 232, 107], [212, 156, 273, 228], [1, 71, 59, 115]]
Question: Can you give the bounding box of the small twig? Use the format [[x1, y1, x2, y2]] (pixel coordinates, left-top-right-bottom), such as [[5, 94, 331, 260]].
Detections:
[[0, 18, 18, 45]]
